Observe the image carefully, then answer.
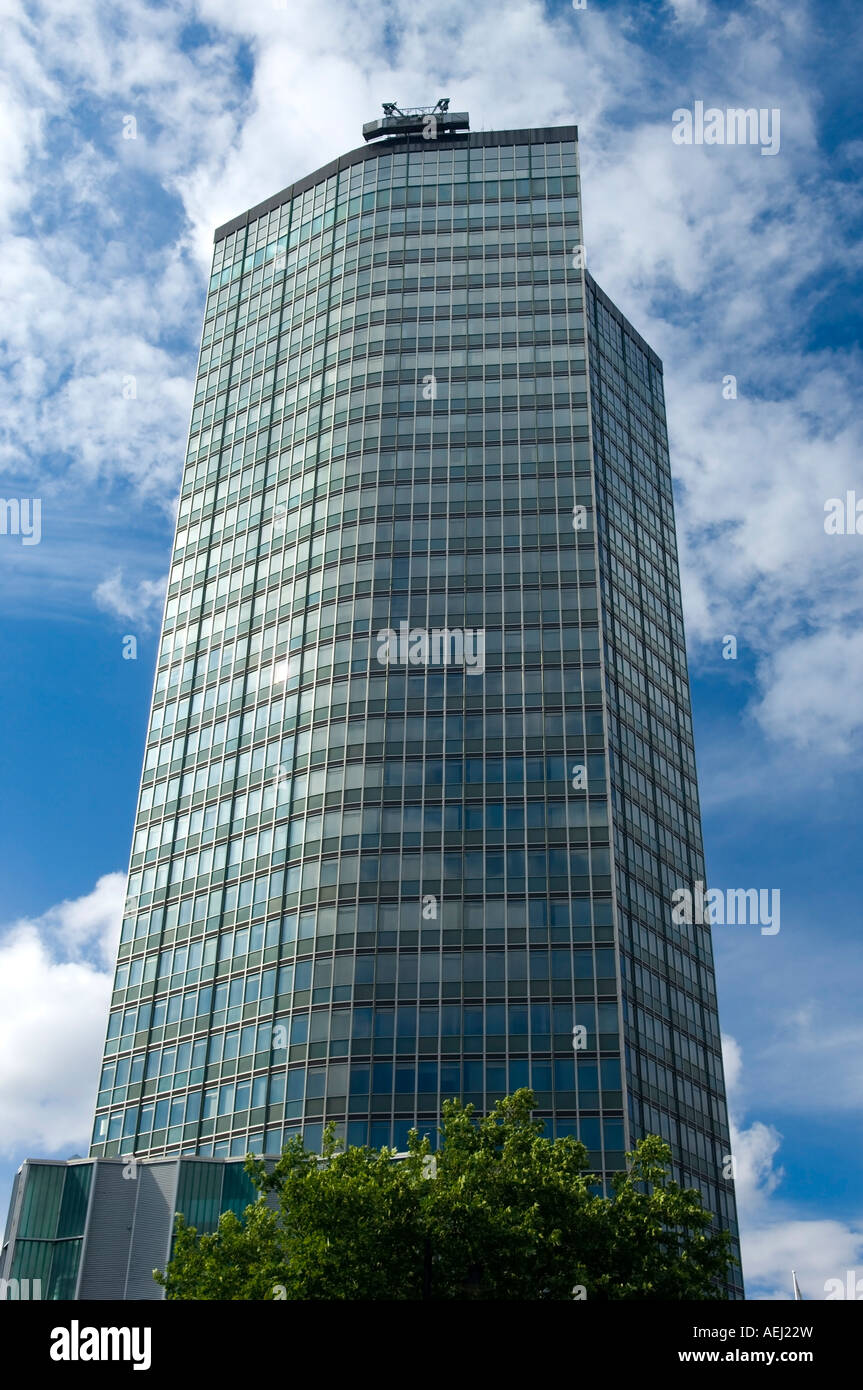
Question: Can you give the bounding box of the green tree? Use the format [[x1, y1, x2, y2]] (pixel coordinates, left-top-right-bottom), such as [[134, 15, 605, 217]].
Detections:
[[154, 1090, 735, 1300]]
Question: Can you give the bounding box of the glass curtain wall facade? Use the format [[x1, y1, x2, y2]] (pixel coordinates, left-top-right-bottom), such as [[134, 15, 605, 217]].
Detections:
[[88, 119, 739, 1291], [586, 277, 741, 1292], [2, 1163, 92, 1300]]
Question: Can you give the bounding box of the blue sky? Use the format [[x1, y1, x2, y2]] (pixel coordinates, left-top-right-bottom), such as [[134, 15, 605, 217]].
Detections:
[[1, 0, 862, 1300]]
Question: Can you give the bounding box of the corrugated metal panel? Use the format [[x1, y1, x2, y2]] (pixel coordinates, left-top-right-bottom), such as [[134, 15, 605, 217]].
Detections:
[[77, 1161, 137, 1300], [124, 1161, 179, 1300]]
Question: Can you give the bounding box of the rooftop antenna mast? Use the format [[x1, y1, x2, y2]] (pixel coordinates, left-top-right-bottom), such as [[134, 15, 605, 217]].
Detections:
[[380, 99, 451, 118]]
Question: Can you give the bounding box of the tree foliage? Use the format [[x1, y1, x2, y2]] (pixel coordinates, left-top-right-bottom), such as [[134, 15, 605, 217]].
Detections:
[[154, 1090, 735, 1300]]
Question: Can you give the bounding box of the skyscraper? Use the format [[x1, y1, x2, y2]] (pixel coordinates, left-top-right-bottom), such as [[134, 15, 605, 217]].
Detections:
[[1, 109, 742, 1299]]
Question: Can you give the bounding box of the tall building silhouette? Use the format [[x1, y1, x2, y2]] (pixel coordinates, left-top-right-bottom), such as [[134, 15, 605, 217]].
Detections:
[[1, 109, 741, 1298]]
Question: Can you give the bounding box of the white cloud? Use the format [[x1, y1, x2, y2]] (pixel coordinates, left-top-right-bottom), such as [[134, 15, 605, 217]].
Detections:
[[732, 1117, 785, 1209], [0, 0, 240, 567], [665, 0, 709, 24], [31, 870, 125, 968], [721, 1032, 745, 1096], [723, 1034, 863, 1299], [754, 630, 863, 755], [94, 567, 168, 626], [744, 1219, 863, 1301], [0, 874, 124, 1159]]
